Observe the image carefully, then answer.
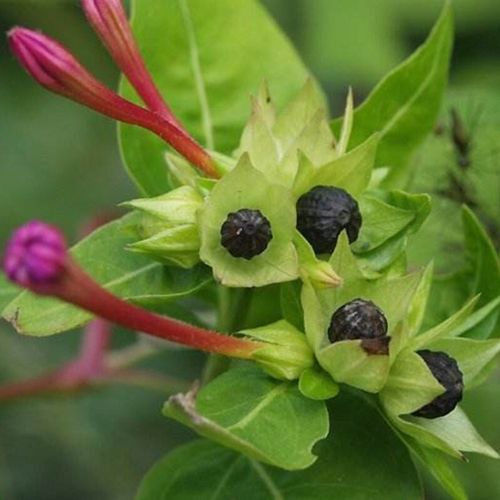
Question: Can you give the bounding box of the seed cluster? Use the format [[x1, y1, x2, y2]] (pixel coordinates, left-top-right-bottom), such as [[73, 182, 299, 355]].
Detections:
[[220, 208, 273, 260], [296, 185, 362, 254], [328, 298, 388, 343], [413, 350, 464, 419]]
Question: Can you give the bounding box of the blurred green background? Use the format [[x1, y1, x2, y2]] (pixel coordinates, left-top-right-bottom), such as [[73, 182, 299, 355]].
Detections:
[[0, 1, 499, 499]]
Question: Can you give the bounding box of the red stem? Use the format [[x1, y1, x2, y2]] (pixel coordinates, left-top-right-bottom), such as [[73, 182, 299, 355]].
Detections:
[[58, 260, 260, 359]]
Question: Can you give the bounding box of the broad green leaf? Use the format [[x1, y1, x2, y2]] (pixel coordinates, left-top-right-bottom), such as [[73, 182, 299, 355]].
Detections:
[[298, 367, 340, 401], [2, 214, 211, 336], [120, 0, 311, 195], [164, 366, 329, 470], [141, 392, 422, 499], [198, 155, 298, 287], [332, 3, 453, 185]]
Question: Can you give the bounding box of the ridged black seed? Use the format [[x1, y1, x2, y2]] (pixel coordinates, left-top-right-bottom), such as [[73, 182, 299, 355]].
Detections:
[[328, 298, 388, 343], [220, 209, 273, 260], [413, 350, 464, 419], [296, 186, 362, 254]]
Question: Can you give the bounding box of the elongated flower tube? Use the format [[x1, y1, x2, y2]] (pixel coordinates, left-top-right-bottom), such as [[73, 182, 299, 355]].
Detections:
[[82, 0, 179, 124], [8, 27, 217, 178], [3, 221, 260, 358]]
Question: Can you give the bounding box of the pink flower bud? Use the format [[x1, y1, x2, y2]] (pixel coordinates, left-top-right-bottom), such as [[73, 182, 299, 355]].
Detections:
[[8, 27, 218, 178], [3, 221, 67, 291], [82, 0, 177, 123]]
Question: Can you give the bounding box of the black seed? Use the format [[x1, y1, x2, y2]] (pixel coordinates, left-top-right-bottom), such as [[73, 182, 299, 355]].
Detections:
[[296, 186, 362, 254], [413, 350, 463, 419], [220, 209, 273, 260], [328, 298, 388, 343]]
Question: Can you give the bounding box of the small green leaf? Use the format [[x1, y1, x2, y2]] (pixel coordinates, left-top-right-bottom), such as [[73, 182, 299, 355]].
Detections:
[[452, 297, 500, 340], [332, 3, 453, 185], [353, 190, 431, 271], [337, 88, 354, 156], [143, 392, 422, 499], [411, 295, 479, 349], [2, 214, 211, 336], [163, 366, 329, 470], [352, 196, 416, 253], [298, 367, 340, 401], [120, 0, 311, 195], [198, 155, 298, 287]]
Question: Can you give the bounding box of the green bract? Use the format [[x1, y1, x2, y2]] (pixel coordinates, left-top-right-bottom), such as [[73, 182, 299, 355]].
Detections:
[[198, 155, 299, 287]]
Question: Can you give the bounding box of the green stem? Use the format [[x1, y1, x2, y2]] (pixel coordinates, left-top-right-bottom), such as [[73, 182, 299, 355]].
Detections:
[[202, 287, 254, 384]]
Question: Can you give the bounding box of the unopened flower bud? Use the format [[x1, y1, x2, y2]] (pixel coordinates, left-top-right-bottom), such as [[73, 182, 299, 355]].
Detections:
[[3, 221, 67, 292]]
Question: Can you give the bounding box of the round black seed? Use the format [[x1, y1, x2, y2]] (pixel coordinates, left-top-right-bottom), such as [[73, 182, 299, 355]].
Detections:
[[220, 209, 273, 260], [296, 185, 362, 254], [328, 298, 388, 343], [413, 350, 464, 419]]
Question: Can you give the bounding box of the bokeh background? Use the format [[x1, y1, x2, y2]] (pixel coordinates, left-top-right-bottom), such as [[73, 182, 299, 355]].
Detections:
[[0, 1, 499, 498]]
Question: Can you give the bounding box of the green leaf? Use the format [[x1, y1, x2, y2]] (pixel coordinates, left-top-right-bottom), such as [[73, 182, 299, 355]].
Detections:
[[410, 407, 499, 459], [2, 214, 212, 336], [0, 273, 19, 311], [163, 366, 329, 470], [353, 190, 431, 271], [120, 0, 311, 195], [404, 437, 468, 500], [410, 295, 479, 349], [332, 3, 453, 185], [141, 392, 422, 499], [198, 155, 298, 287], [293, 134, 379, 198], [298, 367, 340, 401], [461, 206, 500, 309], [452, 297, 500, 340], [280, 280, 304, 331]]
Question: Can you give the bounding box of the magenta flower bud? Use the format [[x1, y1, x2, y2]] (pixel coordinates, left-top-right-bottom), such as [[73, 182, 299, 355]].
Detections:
[[82, 0, 177, 123], [3, 221, 67, 290], [8, 27, 218, 178]]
